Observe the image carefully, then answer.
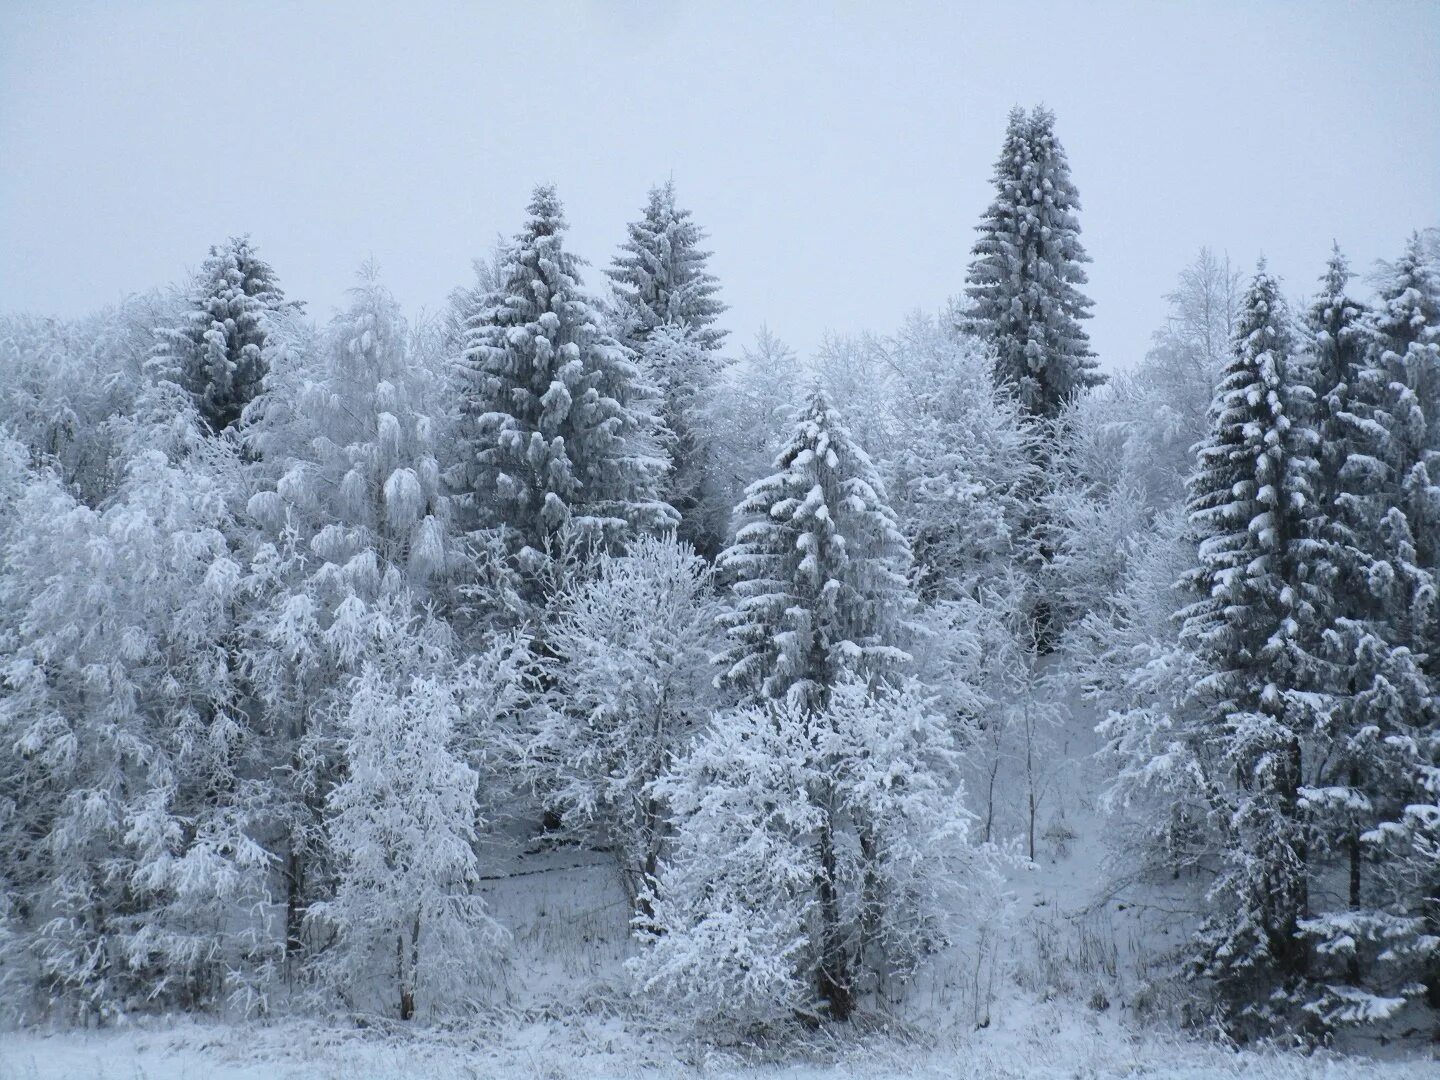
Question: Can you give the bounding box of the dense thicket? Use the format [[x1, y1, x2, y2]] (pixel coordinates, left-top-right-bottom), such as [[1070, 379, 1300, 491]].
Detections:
[[1, 115, 1436, 1048]]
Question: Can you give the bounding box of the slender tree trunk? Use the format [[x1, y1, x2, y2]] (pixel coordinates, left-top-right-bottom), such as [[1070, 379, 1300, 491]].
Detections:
[[637, 794, 662, 922], [1025, 703, 1038, 861], [397, 933, 414, 1021], [398, 915, 419, 1021], [815, 812, 852, 1021], [982, 733, 1001, 844], [284, 843, 304, 962], [1347, 763, 1362, 986], [1275, 736, 1310, 983]]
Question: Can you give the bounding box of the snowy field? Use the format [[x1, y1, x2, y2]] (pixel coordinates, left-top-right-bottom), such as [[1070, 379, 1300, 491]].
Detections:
[[6, 778, 1433, 1080], [3, 1011, 1435, 1080]]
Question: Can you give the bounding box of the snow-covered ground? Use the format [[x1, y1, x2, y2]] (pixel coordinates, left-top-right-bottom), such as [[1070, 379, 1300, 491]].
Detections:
[[2, 1010, 1434, 1080]]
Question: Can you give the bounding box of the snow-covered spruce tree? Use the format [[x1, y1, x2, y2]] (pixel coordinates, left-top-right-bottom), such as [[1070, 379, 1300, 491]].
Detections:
[[632, 323, 732, 556], [536, 534, 721, 914], [717, 386, 916, 708], [0, 432, 271, 1019], [636, 678, 991, 1028], [305, 604, 500, 1022], [607, 180, 727, 352], [641, 390, 951, 1024], [452, 185, 674, 602], [607, 183, 730, 555], [1330, 233, 1440, 1019], [1396, 753, 1440, 1018], [1283, 246, 1433, 1027], [1361, 233, 1440, 594], [1176, 266, 1328, 1031], [150, 236, 294, 433], [963, 106, 1104, 420], [241, 263, 460, 970]]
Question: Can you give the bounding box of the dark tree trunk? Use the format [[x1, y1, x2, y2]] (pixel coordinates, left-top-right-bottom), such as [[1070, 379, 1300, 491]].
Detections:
[[815, 817, 853, 1021], [1347, 763, 1362, 986], [285, 844, 305, 961], [637, 794, 662, 922]]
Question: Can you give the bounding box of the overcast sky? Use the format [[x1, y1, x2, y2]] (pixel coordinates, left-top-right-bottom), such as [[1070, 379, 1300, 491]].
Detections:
[[2, 1, 1437, 369]]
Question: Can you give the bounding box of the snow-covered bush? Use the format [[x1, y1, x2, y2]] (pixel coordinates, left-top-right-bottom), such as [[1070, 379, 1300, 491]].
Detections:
[[306, 606, 502, 1021], [635, 678, 999, 1028], [0, 439, 269, 1018], [535, 534, 721, 910]]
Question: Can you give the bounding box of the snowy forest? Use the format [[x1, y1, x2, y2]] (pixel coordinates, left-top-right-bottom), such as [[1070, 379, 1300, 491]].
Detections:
[[1, 95, 1439, 1077]]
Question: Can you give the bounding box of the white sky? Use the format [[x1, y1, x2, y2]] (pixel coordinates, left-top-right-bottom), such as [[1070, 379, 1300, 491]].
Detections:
[[2, 1, 1437, 369]]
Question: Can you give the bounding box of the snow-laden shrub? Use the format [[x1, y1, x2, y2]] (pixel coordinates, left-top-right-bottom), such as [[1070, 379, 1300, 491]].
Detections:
[[633, 678, 1007, 1029]]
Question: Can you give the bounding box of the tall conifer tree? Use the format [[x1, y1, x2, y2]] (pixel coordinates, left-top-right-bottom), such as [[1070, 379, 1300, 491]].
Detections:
[[150, 236, 293, 433], [1287, 247, 1436, 1025], [608, 182, 730, 554], [1349, 235, 1440, 1016], [964, 107, 1103, 419], [607, 180, 726, 350], [453, 186, 674, 594], [1177, 267, 1326, 1029]]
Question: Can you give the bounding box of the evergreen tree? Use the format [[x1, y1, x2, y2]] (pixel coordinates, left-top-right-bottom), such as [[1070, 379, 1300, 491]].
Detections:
[[453, 186, 674, 595], [607, 180, 726, 351], [717, 387, 916, 709], [964, 107, 1103, 419], [150, 237, 294, 433], [608, 182, 730, 555], [709, 389, 923, 1020], [1362, 233, 1440, 587], [1176, 266, 1326, 1030], [1338, 234, 1440, 1019], [1306, 246, 1370, 507], [1290, 247, 1434, 1026]]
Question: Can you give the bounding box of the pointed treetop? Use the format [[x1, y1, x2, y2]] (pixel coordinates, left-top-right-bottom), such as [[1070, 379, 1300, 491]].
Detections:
[[1371, 231, 1440, 347], [525, 184, 567, 233], [718, 384, 914, 709], [607, 179, 726, 351], [453, 185, 674, 583], [149, 234, 294, 432], [1231, 263, 1292, 360], [964, 105, 1102, 418], [1307, 244, 1366, 350], [1322, 241, 1350, 295]]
